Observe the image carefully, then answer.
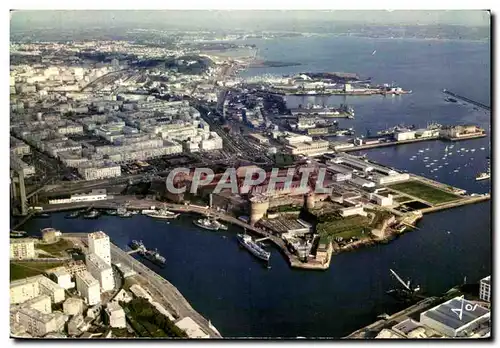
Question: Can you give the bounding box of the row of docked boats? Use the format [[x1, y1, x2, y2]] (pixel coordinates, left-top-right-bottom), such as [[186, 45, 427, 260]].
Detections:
[[64, 207, 181, 220]]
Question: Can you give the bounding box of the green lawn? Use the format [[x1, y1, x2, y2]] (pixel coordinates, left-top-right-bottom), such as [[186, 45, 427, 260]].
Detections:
[[387, 181, 461, 205], [317, 215, 371, 240], [35, 239, 74, 256], [394, 195, 413, 203], [10, 261, 65, 281]]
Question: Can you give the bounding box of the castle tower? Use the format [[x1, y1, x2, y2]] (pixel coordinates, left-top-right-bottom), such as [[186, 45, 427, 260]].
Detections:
[[305, 192, 316, 210], [249, 194, 270, 226]]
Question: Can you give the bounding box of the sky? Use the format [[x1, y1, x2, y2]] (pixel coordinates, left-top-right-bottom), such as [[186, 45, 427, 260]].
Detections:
[[10, 10, 491, 31]]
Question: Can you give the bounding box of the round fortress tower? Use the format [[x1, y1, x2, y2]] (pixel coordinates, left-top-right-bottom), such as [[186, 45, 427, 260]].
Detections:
[[249, 194, 270, 225], [305, 192, 316, 210]]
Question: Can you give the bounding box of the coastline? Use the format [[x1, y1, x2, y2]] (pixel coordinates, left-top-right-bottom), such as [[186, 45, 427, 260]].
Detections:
[[25, 189, 490, 272]]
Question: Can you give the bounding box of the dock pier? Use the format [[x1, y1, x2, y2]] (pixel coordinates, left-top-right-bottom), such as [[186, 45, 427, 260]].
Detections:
[[443, 89, 490, 111]]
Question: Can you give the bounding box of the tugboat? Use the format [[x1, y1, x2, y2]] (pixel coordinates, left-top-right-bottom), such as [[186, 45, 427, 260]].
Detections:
[[82, 210, 100, 219], [193, 217, 226, 231], [236, 233, 271, 262], [140, 248, 166, 267], [144, 209, 179, 219]]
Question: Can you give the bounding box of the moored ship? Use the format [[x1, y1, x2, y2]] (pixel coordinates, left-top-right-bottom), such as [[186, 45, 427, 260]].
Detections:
[[144, 209, 179, 219], [236, 234, 271, 262], [476, 172, 490, 181], [193, 217, 227, 231], [140, 248, 166, 266]]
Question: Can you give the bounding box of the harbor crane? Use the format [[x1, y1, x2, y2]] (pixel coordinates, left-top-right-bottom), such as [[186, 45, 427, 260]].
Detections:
[[389, 269, 421, 293]]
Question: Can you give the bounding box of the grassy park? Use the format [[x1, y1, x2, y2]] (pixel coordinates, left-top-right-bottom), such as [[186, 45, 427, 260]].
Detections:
[[10, 261, 64, 281], [387, 180, 461, 205]]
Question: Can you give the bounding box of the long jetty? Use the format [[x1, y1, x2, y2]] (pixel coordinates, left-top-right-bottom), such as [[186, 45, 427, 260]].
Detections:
[[443, 89, 491, 111]]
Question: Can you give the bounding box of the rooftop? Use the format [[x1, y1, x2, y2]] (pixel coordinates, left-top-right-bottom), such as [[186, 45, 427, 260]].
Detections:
[[88, 231, 109, 240], [421, 297, 490, 330]]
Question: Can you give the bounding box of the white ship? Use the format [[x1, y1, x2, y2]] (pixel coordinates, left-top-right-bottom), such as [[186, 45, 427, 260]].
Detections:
[[476, 172, 490, 181], [145, 209, 180, 219]]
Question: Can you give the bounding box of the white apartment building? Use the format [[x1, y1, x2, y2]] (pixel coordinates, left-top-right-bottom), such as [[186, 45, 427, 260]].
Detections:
[[15, 295, 52, 314], [75, 271, 101, 306], [85, 253, 115, 292], [47, 267, 74, 290], [286, 140, 330, 156], [56, 124, 84, 135], [88, 231, 112, 265], [10, 275, 64, 305], [38, 276, 65, 304], [10, 238, 36, 260], [49, 189, 108, 205], [10, 137, 31, 156], [78, 165, 121, 181], [480, 276, 491, 302], [10, 277, 40, 304], [15, 307, 66, 337], [105, 302, 126, 328]]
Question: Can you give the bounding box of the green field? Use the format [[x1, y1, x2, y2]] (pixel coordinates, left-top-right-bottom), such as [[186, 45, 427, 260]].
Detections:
[[317, 215, 371, 240], [10, 261, 64, 281], [387, 181, 460, 205], [36, 239, 74, 257]]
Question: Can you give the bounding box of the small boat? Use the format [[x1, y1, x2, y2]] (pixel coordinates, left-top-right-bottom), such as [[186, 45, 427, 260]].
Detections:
[[65, 210, 81, 219], [454, 170, 459, 173], [10, 230, 27, 238], [129, 240, 146, 252], [105, 209, 118, 216], [35, 213, 50, 218], [83, 210, 100, 219], [480, 147, 485, 150]]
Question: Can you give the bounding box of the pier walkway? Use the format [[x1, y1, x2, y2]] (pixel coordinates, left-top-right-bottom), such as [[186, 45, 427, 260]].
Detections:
[[443, 89, 491, 111]]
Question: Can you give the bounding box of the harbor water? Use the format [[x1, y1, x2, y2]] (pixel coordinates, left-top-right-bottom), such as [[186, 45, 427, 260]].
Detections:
[[19, 36, 491, 338]]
